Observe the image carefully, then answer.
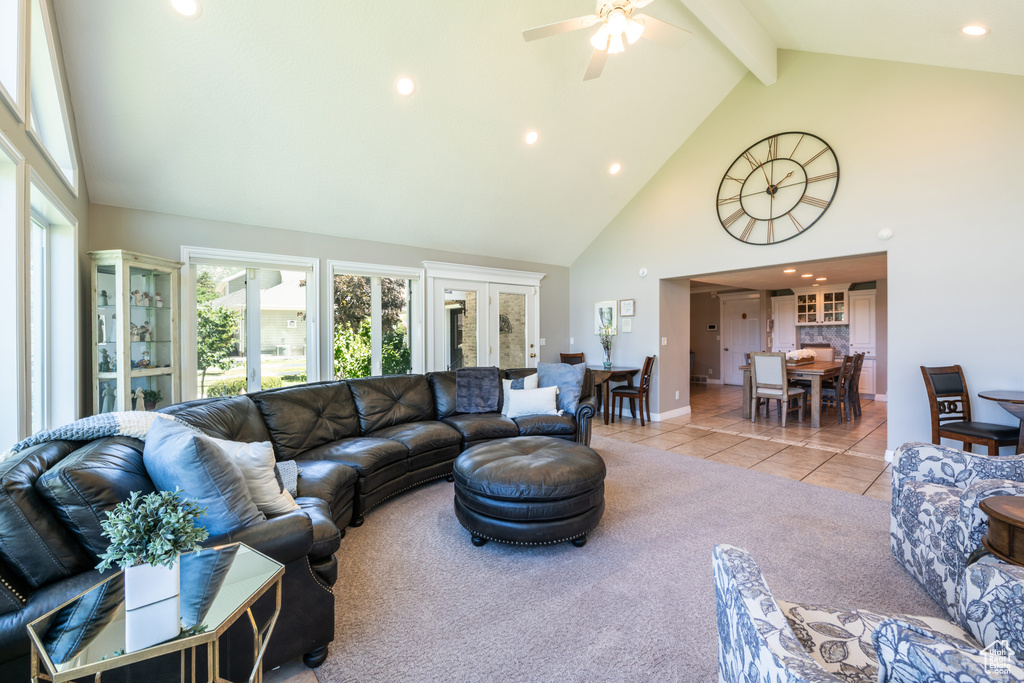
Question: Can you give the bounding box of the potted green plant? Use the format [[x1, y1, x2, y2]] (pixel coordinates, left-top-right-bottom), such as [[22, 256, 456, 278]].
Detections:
[[141, 389, 163, 410], [97, 490, 207, 652], [598, 325, 615, 369]]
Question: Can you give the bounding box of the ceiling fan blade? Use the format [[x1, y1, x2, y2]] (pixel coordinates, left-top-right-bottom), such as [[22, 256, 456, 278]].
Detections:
[[634, 14, 692, 50], [523, 15, 600, 42], [583, 48, 608, 81]]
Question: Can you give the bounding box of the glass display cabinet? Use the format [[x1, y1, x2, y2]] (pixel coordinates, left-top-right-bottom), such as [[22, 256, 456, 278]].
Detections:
[[89, 250, 183, 414]]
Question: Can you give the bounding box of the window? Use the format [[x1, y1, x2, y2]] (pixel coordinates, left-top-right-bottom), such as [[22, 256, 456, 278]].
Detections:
[[0, 0, 22, 115], [26, 173, 78, 434], [0, 134, 20, 445], [28, 0, 77, 193], [183, 248, 318, 399], [330, 262, 422, 379]]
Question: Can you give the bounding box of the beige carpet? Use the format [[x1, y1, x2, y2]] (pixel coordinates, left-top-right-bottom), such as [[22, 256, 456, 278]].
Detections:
[[316, 435, 943, 683]]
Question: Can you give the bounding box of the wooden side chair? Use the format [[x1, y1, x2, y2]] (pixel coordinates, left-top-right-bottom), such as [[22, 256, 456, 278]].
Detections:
[[821, 355, 856, 423], [750, 352, 804, 427], [612, 355, 655, 426], [560, 352, 585, 365], [849, 352, 866, 418], [921, 365, 1020, 455]]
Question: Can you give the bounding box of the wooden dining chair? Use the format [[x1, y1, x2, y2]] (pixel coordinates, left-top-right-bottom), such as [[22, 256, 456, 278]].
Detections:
[[800, 343, 835, 362], [560, 352, 585, 365], [612, 355, 655, 426], [821, 355, 856, 423], [849, 352, 866, 418], [750, 352, 804, 427], [921, 365, 1020, 454]]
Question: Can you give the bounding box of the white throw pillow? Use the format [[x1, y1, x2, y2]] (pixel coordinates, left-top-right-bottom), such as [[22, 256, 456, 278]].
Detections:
[[208, 436, 300, 516], [501, 374, 539, 415], [505, 386, 562, 419]]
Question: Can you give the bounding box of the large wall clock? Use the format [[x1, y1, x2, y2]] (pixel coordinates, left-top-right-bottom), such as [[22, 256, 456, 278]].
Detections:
[[716, 132, 839, 245]]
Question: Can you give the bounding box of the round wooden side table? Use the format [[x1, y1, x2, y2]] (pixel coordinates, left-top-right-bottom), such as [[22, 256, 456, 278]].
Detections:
[[980, 495, 1024, 566]]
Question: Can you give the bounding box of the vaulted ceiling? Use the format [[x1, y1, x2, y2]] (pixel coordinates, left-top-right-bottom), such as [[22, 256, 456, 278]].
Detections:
[[54, 1, 1023, 267]]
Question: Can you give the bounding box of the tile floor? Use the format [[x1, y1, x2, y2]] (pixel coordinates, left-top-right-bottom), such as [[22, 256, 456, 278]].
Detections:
[[596, 383, 892, 502]]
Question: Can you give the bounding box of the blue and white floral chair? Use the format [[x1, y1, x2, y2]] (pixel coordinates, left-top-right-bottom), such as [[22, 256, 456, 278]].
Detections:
[[890, 441, 1024, 620], [714, 544, 1024, 683]]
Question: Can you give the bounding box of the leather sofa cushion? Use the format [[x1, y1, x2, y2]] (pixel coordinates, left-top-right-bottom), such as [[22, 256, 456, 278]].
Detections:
[[160, 396, 272, 443], [512, 413, 577, 437], [35, 437, 155, 561], [427, 372, 457, 419], [442, 413, 519, 444], [251, 382, 360, 461], [294, 460, 358, 520], [298, 438, 408, 476], [348, 375, 435, 434], [368, 421, 462, 457], [143, 419, 265, 536], [0, 442, 91, 589], [294, 498, 342, 559]]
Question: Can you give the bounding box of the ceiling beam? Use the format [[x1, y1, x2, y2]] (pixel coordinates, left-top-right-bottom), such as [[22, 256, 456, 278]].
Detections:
[[678, 0, 777, 86]]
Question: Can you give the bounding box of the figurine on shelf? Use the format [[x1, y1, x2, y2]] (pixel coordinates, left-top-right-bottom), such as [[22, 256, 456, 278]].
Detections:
[[97, 315, 105, 344], [139, 321, 151, 342], [135, 350, 151, 368], [99, 290, 109, 306], [101, 384, 115, 413], [108, 314, 116, 342], [99, 349, 112, 373], [130, 322, 139, 342], [142, 291, 151, 307], [155, 292, 163, 308], [133, 387, 146, 411], [132, 290, 142, 306]]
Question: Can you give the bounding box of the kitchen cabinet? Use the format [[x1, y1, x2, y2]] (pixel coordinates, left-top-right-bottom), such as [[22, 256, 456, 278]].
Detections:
[[771, 295, 797, 351], [794, 285, 849, 326]]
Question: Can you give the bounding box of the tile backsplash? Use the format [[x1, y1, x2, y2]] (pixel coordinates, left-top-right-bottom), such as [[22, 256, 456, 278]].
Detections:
[[799, 325, 850, 356]]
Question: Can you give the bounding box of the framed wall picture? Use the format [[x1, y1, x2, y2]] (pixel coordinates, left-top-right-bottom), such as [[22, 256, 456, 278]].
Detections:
[[595, 301, 617, 334], [619, 299, 635, 317]]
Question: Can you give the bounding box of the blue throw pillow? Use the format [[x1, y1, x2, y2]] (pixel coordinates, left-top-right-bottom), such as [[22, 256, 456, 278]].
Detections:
[[537, 362, 586, 414], [142, 418, 265, 537]]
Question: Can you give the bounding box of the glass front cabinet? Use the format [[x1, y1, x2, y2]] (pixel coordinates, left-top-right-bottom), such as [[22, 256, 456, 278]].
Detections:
[[90, 250, 183, 414], [794, 286, 848, 326]]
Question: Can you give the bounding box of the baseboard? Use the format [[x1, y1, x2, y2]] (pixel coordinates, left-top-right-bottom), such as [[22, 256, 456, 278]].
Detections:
[[707, 379, 723, 385], [874, 394, 887, 402], [884, 449, 894, 463], [654, 406, 691, 421]]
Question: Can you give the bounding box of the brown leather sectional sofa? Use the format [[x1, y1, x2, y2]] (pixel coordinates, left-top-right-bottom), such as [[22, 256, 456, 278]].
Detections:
[[0, 368, 596, 680]]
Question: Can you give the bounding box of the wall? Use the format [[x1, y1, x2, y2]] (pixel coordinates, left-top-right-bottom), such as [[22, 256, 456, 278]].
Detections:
[[88, 203, 570, 384], [689, 292, 721, 381], [569, 50, 1024, 448]]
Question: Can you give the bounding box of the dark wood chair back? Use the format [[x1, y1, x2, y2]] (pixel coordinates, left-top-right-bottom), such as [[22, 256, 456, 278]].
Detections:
[[921, 365, 973, 441], [560, 353, 585, 365], [639, 355, 656, 392]]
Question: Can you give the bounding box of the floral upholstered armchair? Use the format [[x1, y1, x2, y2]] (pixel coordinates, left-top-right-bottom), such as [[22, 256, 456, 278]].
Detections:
[[713, 545, 1024, 683], [890, 442, 1024, 620]]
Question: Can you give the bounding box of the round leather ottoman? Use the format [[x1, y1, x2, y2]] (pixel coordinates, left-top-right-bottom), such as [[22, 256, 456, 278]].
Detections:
[[453, 435, 606, 547]]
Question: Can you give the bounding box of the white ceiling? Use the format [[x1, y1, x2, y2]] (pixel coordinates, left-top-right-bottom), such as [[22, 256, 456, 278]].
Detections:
[[53, 1, 1024, 267]]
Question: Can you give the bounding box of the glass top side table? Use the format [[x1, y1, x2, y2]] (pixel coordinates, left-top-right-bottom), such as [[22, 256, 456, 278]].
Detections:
[[28, 543, 283, 683]]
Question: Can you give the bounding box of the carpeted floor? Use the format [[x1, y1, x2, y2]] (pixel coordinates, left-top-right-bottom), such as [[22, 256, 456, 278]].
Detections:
[[316, 435, 944, 683]]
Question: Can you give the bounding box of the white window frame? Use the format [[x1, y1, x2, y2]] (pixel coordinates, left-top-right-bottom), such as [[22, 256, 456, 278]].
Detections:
[[181, 246, 320, 399], [0, 0, 26, 121], [327, 260, 425, 377], [0, 131, 24, 445]]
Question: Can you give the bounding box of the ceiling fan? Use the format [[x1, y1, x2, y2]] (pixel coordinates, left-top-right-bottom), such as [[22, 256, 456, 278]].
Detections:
[[522, 0, 692, 80]]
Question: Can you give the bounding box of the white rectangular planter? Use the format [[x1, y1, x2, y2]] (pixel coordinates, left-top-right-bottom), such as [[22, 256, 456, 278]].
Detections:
[[124, 560, 181, 653]]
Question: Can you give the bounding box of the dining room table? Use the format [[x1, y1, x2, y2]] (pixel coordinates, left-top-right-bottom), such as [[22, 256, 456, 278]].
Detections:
[[587, 365, 641, 425], [740, 359, 843, 429], [978, 390, 1024, 454]]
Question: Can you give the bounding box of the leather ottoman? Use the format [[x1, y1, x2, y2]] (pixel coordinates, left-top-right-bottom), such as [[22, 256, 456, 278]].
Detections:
[[453, 436, 606, 547]]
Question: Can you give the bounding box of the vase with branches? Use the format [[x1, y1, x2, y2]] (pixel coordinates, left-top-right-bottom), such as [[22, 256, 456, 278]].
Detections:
[[598, 325, 615, 369]]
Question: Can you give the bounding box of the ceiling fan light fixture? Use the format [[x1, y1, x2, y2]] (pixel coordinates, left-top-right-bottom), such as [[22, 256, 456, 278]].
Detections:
[[590, 24, 610, 51], [607, 32, 625, 54], [625, 18, 644, 45]]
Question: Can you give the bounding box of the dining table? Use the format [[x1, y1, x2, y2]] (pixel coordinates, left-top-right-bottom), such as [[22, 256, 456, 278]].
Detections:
[[978, 390, 1024, 454], [740, 359, 843, 429], [587, 365, 641, 425]]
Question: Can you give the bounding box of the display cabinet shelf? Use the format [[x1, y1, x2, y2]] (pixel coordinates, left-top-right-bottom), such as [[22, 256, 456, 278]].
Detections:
[[90, 250, 183, 414]]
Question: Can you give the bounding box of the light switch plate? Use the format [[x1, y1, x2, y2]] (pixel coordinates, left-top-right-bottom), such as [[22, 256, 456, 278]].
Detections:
[[539, 338, 545, 345], [570, 337, 574, 345], [661, 337, 667, 346]]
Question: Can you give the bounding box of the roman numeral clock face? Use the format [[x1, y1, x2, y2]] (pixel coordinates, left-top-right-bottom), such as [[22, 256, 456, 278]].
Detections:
[[716, 132, 839, 245]]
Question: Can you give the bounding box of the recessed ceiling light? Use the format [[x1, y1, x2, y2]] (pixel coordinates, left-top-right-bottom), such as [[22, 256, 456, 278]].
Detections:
[[812, 283, 820, 287], [609, 163, 621, 175], [815, 277, 827, 281], [801, 274, 813, 278], [396, 77, 415, 96], [783, 269, 796, 274], [962, 25, 988, 36], [171, 0, 200, 17], [525, 131, 539, 145]]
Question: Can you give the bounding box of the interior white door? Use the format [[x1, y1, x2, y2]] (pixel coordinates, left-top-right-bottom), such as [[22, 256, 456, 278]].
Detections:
[[487, 283, 538, 369], [721, 296, 761, 386]]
